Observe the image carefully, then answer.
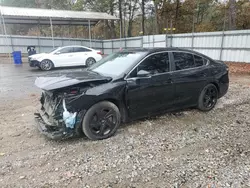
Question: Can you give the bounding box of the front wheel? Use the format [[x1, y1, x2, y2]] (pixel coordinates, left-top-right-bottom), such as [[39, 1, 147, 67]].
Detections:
[[40, 59, 54, 71], [82, 101, 121, 140], [197, 84, 218, 111]]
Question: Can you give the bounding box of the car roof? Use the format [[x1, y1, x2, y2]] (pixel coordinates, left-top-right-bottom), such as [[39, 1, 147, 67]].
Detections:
[[122, 47, 212, 59], [60, 45, 92, 49], [123, 47, 194, 53]]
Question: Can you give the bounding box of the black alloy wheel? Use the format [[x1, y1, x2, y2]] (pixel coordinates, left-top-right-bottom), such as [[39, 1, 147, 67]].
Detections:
[[198, 84, 218, 111], [82, 101, 121, 140]]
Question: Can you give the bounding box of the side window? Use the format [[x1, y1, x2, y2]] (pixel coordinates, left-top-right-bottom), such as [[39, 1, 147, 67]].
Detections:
[[194, 55, 204, 67], [129, 52, 170, 77], [58, 47, 73, 54], [74, 47, 91, 53], [173, 52, 195, 70]]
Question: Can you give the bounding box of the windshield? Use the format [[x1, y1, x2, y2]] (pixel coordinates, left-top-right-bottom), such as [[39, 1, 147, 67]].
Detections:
[[89, 51, 146, 77], [47, 47, 60, 53]]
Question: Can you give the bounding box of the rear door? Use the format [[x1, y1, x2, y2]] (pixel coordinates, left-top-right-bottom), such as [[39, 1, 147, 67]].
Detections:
[[170, 51, 210, 107], [73, 47, 92, 66], [126, 52, 175, 118]]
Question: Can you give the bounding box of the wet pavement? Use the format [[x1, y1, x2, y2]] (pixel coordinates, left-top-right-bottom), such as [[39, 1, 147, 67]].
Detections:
[[0, 62, 84, 100]]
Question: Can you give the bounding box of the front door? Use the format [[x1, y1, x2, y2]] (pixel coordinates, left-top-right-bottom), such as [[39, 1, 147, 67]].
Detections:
[[51, 47, 75, 67], [125, 52, 175, 119]]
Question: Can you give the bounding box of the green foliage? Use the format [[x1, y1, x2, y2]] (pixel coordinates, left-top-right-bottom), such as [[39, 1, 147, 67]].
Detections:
[[0, 0, 249, 38]]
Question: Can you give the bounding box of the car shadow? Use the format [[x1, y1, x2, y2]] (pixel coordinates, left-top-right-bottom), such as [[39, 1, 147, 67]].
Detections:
[[121, 108, 196, 129], [29, 66, 87, 73], [44, 108, 197, 143]]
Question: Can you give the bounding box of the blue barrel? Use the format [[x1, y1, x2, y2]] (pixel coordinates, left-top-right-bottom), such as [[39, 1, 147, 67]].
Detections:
[[12, 51, 22, 64]]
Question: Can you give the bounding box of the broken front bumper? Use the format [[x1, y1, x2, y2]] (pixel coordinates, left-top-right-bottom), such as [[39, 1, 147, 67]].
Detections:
[[34, 113, 73, 140], [34, 111, 85, 140]]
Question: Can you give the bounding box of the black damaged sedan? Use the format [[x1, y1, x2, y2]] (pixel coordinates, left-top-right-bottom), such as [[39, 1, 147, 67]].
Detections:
[[35, 48, 229, 140]]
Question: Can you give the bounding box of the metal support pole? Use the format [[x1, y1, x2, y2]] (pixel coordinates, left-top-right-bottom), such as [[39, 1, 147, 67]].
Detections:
[[148, 35, 150, 47], [153, 35, 155, 48], [111, 40, 114, 53], [0, 15, 4, 34], [140, 36, 143, 48], [219, 6, 227, 60], [170, 19, 173, 47], [50, 18, 55, 48], [166, 19, 168, 47], [37, 20, 41, 53], [219, 33, 225, 60], [192, 14, 195, 49], [88, 20, 92, 48], [0, 12, 11, 62], [9, 35, 14, 52]]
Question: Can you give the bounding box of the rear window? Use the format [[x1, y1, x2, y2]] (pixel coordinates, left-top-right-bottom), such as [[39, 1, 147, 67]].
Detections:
[[74, 47, 91, 52], [173, 52, 195, 70], [194, 55, 205, 67], [173, 52, 205, 70]]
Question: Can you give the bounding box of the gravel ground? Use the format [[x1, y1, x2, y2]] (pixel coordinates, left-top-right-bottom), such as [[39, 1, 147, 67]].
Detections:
[[0, 63, 250, 187]]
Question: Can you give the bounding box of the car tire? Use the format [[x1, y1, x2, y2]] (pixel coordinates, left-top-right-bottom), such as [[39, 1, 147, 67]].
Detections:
[[197, 84, 218, 111], [82, 101, 121, 140], [86, 57, 96, 67], [40, 59, 54, 71]]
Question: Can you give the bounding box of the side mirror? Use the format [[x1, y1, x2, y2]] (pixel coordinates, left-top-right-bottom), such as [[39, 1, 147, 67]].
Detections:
[[137, 70, 151, 77], [55, 51, 61, 55]]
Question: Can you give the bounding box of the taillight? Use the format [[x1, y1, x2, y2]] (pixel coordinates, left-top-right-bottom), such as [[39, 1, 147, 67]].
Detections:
[[97, 51, 103, 55], [70, 90, 78, 94], [68, 88, 80, 95]]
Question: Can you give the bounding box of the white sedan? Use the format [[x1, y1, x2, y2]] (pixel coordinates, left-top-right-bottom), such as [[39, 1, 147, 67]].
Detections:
[[29, 46, 103, 71]]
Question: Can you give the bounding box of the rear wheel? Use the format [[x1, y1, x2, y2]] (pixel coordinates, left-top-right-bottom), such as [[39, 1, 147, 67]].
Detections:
[[86, 57, 96, 67], [198, 84, 218, 111], [40, 59, 54, 71], [82, 101, 121, 140]]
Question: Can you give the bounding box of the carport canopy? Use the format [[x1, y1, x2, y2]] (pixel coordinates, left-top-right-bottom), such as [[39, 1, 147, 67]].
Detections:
[[0, 6, 120, 49], [0, 6, 119, 25]]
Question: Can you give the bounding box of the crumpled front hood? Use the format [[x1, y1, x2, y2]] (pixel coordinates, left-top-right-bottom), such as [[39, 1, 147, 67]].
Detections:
[[35, 71, 112, 91]]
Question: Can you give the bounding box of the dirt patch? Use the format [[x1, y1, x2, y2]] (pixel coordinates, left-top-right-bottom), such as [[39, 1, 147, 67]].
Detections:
[[226, 62, 250, 75], [0, 75, 250, 187]]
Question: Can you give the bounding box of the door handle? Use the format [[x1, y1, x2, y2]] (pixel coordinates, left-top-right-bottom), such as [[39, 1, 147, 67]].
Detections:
[[201, 73, 207, 77], [163, 78, 172, 84]]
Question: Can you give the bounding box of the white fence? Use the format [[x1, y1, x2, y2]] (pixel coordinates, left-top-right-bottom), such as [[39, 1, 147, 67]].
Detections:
[[0, 29, 250, 62], [0, 35, 103, 55]]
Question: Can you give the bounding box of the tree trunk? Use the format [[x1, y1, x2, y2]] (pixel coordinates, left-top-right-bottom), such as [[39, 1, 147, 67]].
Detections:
[[119, 0, 123, 37], [153, 1, 159, 34], [127, 20, 133, 37], [228, 0, 237, 30], [142, 0, 145, 35], [110, 21, 116, 38], [175, 0, 180, 27], [109, 1, 116, 39]]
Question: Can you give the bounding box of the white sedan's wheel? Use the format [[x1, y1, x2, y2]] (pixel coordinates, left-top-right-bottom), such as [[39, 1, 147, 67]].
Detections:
[[86, 58, 96, 67], [40, 60, 54, 71]]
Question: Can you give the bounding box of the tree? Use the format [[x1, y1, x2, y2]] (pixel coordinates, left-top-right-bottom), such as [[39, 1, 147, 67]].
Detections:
[[125, 0, 139, 37], [228, 0, 237, 30]]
